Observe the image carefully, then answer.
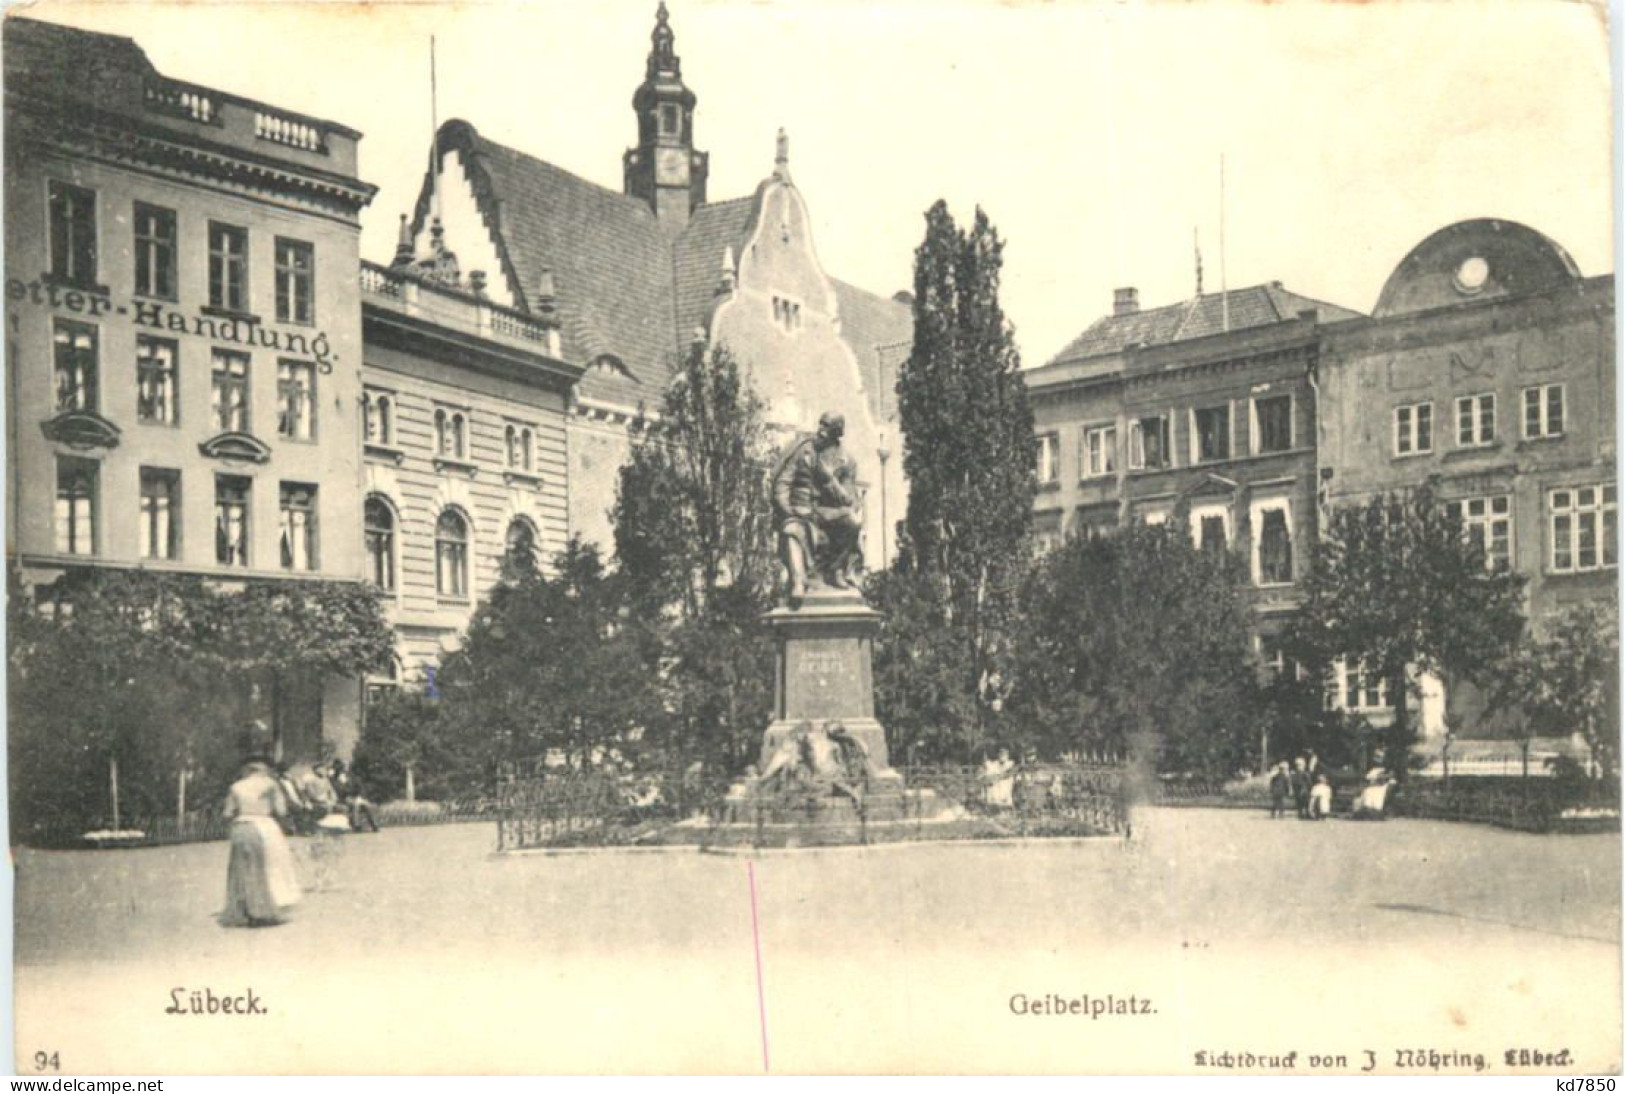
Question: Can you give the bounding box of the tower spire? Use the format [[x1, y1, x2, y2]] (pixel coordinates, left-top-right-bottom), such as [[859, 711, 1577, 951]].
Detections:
[[774, 127, 790, 183], [624, 2, 708, 234], [648, 1, 679, 79]]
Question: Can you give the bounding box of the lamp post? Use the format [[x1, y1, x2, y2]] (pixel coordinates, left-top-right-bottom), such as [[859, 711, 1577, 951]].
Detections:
[[877, 428, 891, 567]]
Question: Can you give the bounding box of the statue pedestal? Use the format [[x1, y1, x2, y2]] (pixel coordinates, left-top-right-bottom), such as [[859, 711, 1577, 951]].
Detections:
[[759, 589, 892, 773]]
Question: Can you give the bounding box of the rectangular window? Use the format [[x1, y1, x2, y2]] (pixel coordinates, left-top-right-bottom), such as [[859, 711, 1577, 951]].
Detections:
[[211, 350, 250, 433], [1129, 415, 1171, 470], [1455, 392, 1496, 447], [1036, 432, 1060, 484], [1394, 402, 1433, 456], [133, 203, 177, 299], [1257, 506, 1293, 585], [279, 482, 318, 571], [208, 222, 249, 312], [54, 457, 97, 556], [48, 181, 97, 287], [52, 319, 98, 413], [1447, 495, 1513, 573], [215, 475, 251, 567], [1253, 394, 1292, 454], [1193, 405, 1231, 463], [1344, 664, 1388, 710], [274, 238, 314, 324], [1523, 384, 1565, 440], [1550, 484, 1616, 574], [1198, 513, 1228, 554], [277, 360, 315, 440], [139, 468, 180, 561], [136, 336, 178, 425], [1259, 638, 1300, 684], [1082, 424, 1116, 478]]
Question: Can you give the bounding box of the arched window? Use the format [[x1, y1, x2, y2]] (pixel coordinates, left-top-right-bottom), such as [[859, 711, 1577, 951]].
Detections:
[[504, 517, 538, 577], [434, 408, 449, 455], [364, 495, 396, 591], [451, 413, 467, 458], [505, 425, 536, 471], [435, 508, 470, 598]]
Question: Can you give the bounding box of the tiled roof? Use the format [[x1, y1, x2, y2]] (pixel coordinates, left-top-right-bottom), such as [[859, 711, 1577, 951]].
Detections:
[[832, 280, 913, 424], [417, 121, 912, 416], [418, 121, 677, 410], [1046, 283, 1364, 369], [672, 195, 757, 349], [4, 18, 155, 106]]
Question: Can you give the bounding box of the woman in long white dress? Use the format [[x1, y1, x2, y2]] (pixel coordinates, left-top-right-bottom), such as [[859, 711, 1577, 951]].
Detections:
[[220, 759, 302, 926]]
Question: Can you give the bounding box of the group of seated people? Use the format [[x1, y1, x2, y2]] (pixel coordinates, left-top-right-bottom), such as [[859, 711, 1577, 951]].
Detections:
[[275, 758, 379, 835]]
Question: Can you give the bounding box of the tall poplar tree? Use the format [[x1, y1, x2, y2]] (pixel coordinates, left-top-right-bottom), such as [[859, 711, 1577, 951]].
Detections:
[[885, 201, 1036, 749]]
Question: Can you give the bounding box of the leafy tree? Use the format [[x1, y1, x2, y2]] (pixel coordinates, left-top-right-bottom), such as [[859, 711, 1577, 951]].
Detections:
[[890, 201, 1035, 750], [610, 340, 777, 772], [1009, 521, 1260, 776], [659, 583, 774, 772], [1287, 485, 1526, 780], [351, 689, 451, 802], [613, 341, 776, 621], [7, 569, 394, 841], [437, 538, 655, 787], [1494, 600, 1619, 778], [868, 567, 982, 764]]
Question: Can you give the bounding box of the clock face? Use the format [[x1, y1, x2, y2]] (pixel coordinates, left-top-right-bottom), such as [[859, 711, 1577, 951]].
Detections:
[[656, 147, 690, 186]]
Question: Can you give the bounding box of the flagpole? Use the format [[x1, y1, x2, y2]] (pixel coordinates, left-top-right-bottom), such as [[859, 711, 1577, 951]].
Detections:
[[1194, 227, 1203, 297], [1220, 154, 1229, 332], [430, 36, 440, 221]]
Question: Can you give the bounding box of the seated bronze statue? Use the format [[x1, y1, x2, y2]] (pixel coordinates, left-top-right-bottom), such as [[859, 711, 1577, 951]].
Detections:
[[772, 411, 864, 607]]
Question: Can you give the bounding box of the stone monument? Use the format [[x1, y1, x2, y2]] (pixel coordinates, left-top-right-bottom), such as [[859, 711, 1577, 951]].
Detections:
[[746, 411, 906, 822]]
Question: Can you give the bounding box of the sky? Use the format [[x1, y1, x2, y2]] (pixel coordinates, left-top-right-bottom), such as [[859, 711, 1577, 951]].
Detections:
[[17, 0, 1615, 366]]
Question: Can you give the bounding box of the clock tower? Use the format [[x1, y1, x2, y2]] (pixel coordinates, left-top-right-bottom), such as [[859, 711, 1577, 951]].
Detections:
[[623, 2, 708, 235]]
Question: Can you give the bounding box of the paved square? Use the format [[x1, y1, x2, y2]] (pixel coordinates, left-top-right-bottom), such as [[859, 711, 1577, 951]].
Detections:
[[14, 807, 1620, 1073]]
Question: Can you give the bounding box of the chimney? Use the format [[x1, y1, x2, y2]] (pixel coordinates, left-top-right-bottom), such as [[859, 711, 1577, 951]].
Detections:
[[1113, 287, 1140, 316]]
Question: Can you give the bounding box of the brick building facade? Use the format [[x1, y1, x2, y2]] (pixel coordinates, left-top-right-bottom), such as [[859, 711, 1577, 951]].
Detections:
[[4, 17, 378, 757], [1026, 281, 1360, 664], [358, 250, 580, 694], [1318, 218, 1617, 747], [1031, 218, 1616, 759]]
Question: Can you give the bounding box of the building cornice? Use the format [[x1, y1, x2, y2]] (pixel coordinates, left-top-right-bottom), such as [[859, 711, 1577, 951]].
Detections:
[[12, 553, 367, 586], [362, 302, 584, 394], [569, 396, 660, 429], [8, 96, 378, 222], [1323, 279, 1614, 357], [1030, 323, 1319, 398]]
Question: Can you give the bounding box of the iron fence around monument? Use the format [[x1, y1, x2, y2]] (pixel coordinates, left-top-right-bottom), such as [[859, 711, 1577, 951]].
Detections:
[[493, 761, 1133, 852]]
